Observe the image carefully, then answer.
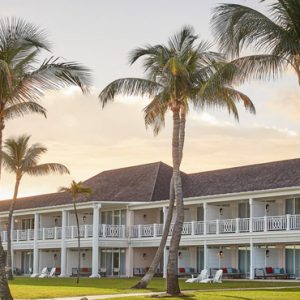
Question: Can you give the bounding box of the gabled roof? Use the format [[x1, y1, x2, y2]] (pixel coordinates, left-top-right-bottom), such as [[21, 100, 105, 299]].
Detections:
[[0, 162, 173, 212], [1, 158, 300, 213], [184, 158, 300, 198]]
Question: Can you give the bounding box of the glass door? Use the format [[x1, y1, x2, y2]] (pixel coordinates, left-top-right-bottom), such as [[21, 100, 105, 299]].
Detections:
[[238, 249, 250, 276], [21, 251, 33, 274]]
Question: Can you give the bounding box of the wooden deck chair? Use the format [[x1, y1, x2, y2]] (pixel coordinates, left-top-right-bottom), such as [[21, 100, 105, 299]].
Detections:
[[186, 269, 208, 283], [200, 269, 223, 283]]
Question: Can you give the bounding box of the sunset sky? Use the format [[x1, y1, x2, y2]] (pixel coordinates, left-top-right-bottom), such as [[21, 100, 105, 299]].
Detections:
[[1, 0, 300, 200]]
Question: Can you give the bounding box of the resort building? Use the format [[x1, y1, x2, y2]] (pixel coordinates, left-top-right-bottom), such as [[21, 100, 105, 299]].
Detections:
[[1, 159, 300, 279]]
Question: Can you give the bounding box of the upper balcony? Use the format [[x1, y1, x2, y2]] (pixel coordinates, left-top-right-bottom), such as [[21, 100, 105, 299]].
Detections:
[[1, 213, 300, 243]]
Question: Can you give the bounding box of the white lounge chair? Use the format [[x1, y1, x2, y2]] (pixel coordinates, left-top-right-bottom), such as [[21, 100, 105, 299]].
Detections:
[[48, 267, 56, 277], [186, 269, 208, 283], [200, 269, 223, 283], [39, 267, 49, 278]]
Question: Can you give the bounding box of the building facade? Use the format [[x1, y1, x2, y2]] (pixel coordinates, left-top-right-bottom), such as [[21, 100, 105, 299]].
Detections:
[[1, 159, 300, 278]]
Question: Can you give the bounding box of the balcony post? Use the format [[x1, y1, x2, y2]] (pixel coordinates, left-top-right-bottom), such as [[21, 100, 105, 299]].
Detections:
[[216, 219, 220, 235], [191, 221, 195, 235], [103, 224, 106, 238], [264, 215, 268, 232], [249, 198, 253, 233], [153, 223, 157, 237], [84, 224, 88, 238], [54, 227, 58, 240], [91, 203, 101, 278], [60, 210, 67, 277], [16, 229, 19, 242], [138, 224, 142, 238], [236, 217, 239, 233], [32, 212, 39, 276], [287, 214, 291, 230], [42, 228, 45, 240], [122, 225, 126, 238], [203, 202, 207, 235]]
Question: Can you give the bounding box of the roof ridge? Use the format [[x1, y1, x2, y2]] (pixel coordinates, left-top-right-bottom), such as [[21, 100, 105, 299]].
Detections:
[[149, 162, 162, 201]]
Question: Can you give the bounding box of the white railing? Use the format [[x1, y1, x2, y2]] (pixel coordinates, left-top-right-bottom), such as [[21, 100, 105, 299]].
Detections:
[[1, 214, 300, 243]]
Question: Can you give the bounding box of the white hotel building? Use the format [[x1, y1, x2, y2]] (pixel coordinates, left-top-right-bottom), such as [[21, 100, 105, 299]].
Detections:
[[1, 159, 300, 279]]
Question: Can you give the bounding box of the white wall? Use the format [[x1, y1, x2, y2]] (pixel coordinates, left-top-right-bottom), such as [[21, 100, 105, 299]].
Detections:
[[68, 211, 93, 226], [206, 247, 237, 269], [66, 248, 92, 276], [39, 250, 61, 272], [134, 209, 160, 225], [133, 248, 157, 268], [207, 204, 235, 220], [253, 247, 282, 268]]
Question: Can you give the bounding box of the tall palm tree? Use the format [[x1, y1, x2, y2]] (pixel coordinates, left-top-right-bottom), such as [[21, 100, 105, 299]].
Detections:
[[0, 17, 91, 295], [99, 26, 255, 295], [2, 135, 70, 280], [211, 0, 300, 85], [59, 181, 91, 284]]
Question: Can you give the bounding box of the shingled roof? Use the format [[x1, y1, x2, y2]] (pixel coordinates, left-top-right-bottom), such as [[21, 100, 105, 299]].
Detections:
[[0, 162, 173, 212], [1, 158, 300, 212]]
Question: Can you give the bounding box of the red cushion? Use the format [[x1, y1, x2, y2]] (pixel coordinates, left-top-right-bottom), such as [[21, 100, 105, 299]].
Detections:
[[266, 267, 273, 274], [222, 268, 228, 273], [82, 268, 89, 272], [179, 268, 185, 273]]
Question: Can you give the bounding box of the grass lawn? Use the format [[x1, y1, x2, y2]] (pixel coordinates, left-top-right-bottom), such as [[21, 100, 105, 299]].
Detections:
[[9, 277, 300, 299], [106, 288, 300, 300]]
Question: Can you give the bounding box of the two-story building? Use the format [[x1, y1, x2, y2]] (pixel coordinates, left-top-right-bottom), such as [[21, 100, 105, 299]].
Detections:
[[1, 159, 300, 279]]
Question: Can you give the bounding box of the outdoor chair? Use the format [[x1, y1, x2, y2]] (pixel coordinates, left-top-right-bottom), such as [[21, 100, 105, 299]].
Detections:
[[99, 268, 107, 277], [39, 267, 49, 278], [49, 267, 56, 277], [200, 269, 223, 283], [186, 269, 208, 283], [113, 267, 120, 277]]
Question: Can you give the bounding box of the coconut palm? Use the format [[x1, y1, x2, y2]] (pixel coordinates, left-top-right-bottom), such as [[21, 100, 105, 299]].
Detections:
[[211, 0, 300, 85], [59, 181, 91, 284], [99, 26, 255, 295], [0, 17, 91, 294], [2, 135, 70, 280]]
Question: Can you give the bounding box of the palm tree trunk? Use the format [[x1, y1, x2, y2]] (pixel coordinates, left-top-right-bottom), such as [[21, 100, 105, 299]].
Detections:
[[131, 109, 186, 289], [7, 177, 21, 280], [0, 115, 13, 299], [73, 198, 81, 284], [166, 107, 184, 295], [0, 243, 13, 300], [131, 176, 175, 289]]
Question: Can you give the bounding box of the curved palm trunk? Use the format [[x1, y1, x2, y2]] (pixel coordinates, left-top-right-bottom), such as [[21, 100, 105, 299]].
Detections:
[[73, 198, 81, 284], [131, 177, 175, 289], [132, 111, 186, 289], [166, 107, 185, 295], [6, 177, 21, 280], [0, 115, 13, 299]]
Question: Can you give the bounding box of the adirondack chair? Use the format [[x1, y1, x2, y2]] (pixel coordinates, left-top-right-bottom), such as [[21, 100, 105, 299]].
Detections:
[[48, 267, 56, 277], [39, 267, 49, 278], [200, 269, 223, 283], [186, 269, 208, 283]]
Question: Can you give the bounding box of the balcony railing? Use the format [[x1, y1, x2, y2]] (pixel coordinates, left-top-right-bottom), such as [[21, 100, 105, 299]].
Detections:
[[1, 214, 300, 242]]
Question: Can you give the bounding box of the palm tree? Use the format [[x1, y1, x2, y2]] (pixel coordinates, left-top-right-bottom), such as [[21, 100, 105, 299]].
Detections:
[[211, 0, 300, 85], [0, 17, 91, 295], [2, 135, 70, 280], [59, 181, 91, 284], [99, 26, 255, 295]]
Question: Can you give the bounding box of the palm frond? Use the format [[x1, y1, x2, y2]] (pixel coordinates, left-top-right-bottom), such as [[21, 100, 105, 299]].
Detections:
[[99, 78, 161, 108], [3, 102, 47, 120], [26, 163, 69, 176]]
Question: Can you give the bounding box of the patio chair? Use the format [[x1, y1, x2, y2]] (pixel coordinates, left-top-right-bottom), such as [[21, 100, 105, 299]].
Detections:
[[99, 268, 107, 277], [200, 269, 223, 283], [39, 267, 49, 278], [49, 267, 56, 277], [113, 267, 120, 277], [186, 269, 208, 283]]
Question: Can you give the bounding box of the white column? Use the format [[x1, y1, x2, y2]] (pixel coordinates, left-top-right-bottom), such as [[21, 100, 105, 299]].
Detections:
[[11, 216, 14, 270], [91, 204, 101, 277], [249, 239, 254, 279], [163, 247, 168, 278], [60, 210, 67, 277], [32, 213, 39, 275], [249, 198, 253, 232], [203, 203, 207, 235], [203, 241, 208, 270], [126, 246, 133, 277]]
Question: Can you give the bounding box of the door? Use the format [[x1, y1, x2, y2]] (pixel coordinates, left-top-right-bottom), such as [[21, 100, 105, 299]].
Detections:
[[238, 249, 250, 276], [21, 251, 33, 274]]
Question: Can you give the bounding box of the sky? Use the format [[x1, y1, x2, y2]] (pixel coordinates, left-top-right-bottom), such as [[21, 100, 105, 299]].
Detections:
[[1, 0, 300, 200]]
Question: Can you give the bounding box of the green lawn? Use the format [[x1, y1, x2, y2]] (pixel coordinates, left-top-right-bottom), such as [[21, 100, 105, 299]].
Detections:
[[106, 288, 300, 300], [8, 277, 300, 299]]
